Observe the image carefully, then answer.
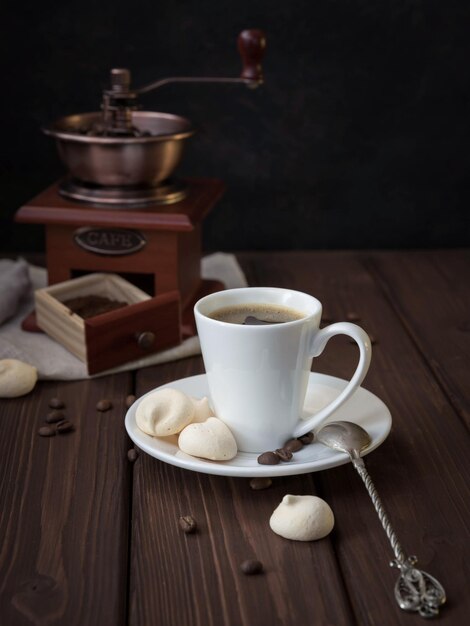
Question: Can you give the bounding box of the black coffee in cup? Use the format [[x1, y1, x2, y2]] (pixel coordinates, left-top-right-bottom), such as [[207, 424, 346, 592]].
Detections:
[[209, 303, 305, 325]]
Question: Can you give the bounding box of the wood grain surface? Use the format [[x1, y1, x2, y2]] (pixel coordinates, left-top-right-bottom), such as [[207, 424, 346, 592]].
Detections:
[[1, 250, 469, 626], [0, 375, 133, 626]]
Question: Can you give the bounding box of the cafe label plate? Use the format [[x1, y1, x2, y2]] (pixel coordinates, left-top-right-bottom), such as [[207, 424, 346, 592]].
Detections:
[[125, 373, 392, 477]]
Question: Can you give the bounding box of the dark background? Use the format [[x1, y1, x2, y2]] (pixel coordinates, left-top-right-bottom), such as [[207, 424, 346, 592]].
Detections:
[[1, 0, 469, 252]]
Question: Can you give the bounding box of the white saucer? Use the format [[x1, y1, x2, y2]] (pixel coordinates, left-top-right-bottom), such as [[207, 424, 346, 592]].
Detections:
[[125, 373, 392, 477]]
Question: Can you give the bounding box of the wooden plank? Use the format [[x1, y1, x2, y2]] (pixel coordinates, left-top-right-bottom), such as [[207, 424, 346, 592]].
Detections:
[[363, 250, 470, 428], [0, 374, 133, 626], [130, 358, 354, 626], [237, 251, 470, 625]]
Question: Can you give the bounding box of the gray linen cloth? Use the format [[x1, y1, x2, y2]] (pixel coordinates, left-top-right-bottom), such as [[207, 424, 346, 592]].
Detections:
[[0, 259, 31, 325], [0, 253, 247, 380]]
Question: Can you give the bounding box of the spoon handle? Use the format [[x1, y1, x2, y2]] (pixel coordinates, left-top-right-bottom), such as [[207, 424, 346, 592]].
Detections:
[[352, 455, 446, 618], [352, 455, 406, 563]]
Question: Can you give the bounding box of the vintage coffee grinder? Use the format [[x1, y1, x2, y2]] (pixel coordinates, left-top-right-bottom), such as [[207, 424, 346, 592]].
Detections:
[[15, 30, 266, 373]]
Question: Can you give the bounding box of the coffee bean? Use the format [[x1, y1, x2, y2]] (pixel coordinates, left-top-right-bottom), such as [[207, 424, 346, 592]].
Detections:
[[240, 559, 263, 575], [49, 397, 64, 409], [257, 451, 280, 465], [127, 448, 138, 462], [56, 420, 74, 433], [38, 426, 56, 437], [249, 477, 272, 490], [46, 410, 65, 424], [96, 399, 112, 412], [284, 438, 303, 453], [179, 515, 197, 534], [125, 394, 136, 408], [298, 431, 314, 445], [275, 448, 293, 462]]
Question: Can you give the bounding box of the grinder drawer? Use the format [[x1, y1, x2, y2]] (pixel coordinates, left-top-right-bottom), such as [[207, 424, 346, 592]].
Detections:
[[35, 273, 181, 375]]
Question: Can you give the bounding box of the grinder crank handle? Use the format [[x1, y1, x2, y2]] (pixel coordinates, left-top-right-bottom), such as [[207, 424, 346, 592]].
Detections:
[[136, 29, 266, 95], [238, 29, 266, 84]]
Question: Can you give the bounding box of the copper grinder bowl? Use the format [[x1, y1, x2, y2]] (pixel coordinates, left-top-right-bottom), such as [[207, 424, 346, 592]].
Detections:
[[43, 111, 194, 187]]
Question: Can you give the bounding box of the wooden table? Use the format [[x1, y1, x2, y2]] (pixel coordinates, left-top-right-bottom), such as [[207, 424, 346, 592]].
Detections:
[[1, 250, 469, 626]]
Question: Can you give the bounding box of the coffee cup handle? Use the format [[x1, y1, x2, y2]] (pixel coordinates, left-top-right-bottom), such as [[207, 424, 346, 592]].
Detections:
[[292, 322, 372, 437]]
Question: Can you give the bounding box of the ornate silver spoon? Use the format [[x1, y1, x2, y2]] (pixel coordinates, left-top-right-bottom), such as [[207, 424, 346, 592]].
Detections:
[[316, 420, 446, 618]]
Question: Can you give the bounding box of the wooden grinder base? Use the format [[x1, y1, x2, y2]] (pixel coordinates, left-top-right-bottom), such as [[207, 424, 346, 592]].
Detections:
[[15, 178, 226, 371]]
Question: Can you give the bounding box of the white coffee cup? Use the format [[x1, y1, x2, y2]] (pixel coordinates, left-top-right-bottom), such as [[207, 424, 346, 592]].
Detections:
[[194, 287, 372, 453]]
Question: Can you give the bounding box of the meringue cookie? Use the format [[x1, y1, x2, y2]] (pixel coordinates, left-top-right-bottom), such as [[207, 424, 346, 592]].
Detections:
[[269, 495, 334, 541], [136, 388, 194, 437], [0, 359, 38, 398], [190, 396, 213, 423], [178, 417, 237, 461]]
